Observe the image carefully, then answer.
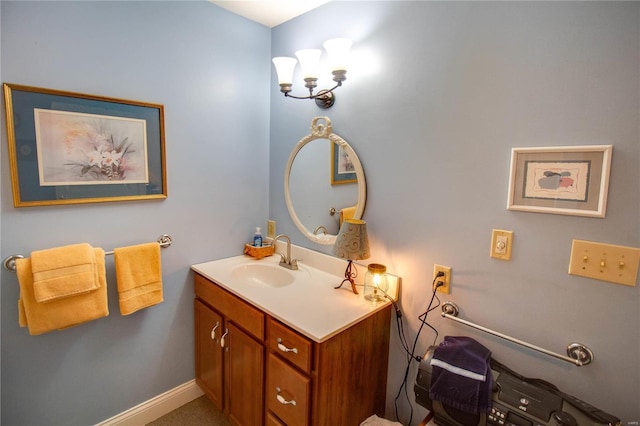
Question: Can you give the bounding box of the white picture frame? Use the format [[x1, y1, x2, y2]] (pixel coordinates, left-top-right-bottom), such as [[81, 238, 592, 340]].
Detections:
[[507, 145, 612, 218]]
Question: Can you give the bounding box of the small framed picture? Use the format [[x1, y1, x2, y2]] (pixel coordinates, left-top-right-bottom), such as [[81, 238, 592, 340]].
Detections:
[[507, 145, 612, 218], [3, 83, 167, 207], [331, 142, 356, 185]]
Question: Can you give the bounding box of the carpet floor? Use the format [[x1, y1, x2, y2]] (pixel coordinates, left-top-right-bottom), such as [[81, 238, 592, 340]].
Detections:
[[146, 395, 231, 426]]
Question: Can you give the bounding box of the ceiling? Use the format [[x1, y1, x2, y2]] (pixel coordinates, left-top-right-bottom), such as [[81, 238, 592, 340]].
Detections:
[[209, 0, 332, 28]]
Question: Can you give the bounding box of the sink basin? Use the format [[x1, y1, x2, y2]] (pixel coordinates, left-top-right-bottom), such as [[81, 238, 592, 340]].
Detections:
[[231, 263, 300, 288]]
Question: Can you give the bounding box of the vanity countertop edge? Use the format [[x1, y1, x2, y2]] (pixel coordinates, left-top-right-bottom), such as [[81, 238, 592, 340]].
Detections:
[[191, 246, 395, 343]]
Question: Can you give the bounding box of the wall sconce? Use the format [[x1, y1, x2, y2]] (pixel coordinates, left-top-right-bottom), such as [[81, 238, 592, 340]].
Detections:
[[332, 219, 369, 294], [272, 38, 352, 109], [364, 264, 389, 303]]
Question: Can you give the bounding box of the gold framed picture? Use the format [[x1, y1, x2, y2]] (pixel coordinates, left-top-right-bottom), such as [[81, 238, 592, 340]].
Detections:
[[3, 83, 167, 207]]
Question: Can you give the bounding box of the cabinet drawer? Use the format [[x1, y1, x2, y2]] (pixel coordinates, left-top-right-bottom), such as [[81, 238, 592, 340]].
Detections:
[[267, 353, 310, 426], [268, 318, 312, 374], [195, 273, 264, 341], [266, 412, 286, 426]]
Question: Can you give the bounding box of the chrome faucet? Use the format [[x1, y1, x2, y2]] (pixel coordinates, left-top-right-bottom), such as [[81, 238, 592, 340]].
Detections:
[[272, 234, 298, 270]]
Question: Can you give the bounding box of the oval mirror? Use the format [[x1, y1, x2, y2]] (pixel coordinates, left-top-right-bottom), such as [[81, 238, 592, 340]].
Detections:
[[284, 117, 366, 245]]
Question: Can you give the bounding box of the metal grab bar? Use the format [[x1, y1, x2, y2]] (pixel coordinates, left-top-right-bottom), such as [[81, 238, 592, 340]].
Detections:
[[441, 301, 594, 366], [3, 234, 172, 272]]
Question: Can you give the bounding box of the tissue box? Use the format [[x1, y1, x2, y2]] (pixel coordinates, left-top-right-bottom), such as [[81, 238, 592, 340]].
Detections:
[[244, 243, 274, 259]]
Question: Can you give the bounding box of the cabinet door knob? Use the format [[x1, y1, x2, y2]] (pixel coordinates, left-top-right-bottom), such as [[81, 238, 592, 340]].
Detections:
[[220, 329, 229, 348], [211, 322, 220, 341], [277, 338, 299, 354], [275, 387, 297, 406]]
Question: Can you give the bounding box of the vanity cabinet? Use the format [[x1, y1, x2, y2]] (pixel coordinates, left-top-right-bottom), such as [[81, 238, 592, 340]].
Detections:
[[194, 272, 392, 426], [195, 274, 265, 426]]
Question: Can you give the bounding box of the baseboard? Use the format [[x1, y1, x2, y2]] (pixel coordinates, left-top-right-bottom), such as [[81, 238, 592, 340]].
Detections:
[[95, 380, 204, 426]]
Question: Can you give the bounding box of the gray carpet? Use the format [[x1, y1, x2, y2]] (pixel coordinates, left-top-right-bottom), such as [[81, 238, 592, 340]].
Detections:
[[146, 395, 231, 426]]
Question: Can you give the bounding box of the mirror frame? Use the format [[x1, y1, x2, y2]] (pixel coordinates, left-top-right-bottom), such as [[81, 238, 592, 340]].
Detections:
[[284, 117, 366, 245]]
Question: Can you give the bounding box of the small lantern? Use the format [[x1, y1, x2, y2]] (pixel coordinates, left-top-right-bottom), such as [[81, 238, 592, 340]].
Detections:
[[364, 264, 389, 303]]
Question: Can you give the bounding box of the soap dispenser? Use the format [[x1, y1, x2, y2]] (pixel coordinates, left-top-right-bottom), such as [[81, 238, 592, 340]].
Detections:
[[253, 227, 263, 247]]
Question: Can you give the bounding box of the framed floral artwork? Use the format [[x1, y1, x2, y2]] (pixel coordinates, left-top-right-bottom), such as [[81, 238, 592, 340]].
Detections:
[[507, 145, 612, 218], [3, 83, 166, 207]]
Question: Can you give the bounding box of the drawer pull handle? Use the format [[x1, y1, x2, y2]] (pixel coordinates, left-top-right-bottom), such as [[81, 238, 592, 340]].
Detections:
[[275, 387, 297, 406], [220, 329, 229, 348], [277, 338, 298, 354], [211, 322, 220, 341]]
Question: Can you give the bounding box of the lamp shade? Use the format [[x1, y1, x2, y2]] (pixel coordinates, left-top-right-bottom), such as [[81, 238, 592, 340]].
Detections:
[[272, 57, 297, 85], [332, 219, 370, 261]]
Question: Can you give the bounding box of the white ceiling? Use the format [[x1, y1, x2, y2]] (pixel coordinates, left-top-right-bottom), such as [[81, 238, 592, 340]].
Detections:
[[209, 0, 331, 28]]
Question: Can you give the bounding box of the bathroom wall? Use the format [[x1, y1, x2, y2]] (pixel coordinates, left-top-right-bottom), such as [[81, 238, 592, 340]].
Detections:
[[270, 1, 639, 423], [1, 1, 638, 425], [0, 2, 270, 424]]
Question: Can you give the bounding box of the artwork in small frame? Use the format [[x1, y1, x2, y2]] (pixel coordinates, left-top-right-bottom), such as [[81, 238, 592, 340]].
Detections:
[[3, 83, 167, 207], [331, 142, 356, 185], [507, 145, 612, 218]]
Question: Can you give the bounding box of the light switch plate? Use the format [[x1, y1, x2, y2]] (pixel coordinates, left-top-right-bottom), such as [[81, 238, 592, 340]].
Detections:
[[568, 239, 640, 286], [267, 220, 276, 239], [490, 229, 513, 260]]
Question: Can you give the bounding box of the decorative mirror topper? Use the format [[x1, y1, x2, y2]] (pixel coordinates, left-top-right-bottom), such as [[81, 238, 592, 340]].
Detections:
[[284, 117, 367, 245]]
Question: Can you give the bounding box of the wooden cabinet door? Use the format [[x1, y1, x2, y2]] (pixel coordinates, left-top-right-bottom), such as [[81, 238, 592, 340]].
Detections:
[[226, 322, 264, 426], [195, 299, 224, 410]]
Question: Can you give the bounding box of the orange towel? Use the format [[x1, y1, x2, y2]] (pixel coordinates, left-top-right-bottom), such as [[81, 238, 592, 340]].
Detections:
[[114, 242, 163, 315], [16, 248, 109, 335], [339, 205, 357, 227], [30, 243, 99, 303]]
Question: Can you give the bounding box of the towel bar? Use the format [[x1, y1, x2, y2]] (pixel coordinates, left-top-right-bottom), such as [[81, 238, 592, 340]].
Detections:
[[441, 301, 593, 366], [3, 234, 172, 272]]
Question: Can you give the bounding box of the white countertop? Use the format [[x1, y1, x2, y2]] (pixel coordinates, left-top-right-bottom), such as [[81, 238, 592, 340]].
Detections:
[[191, 244, 397, 343]]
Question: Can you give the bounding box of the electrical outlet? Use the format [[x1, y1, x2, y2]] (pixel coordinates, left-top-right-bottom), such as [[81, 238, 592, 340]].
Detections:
[[491, 229, 513, 261], [267, 220, 276, 239], [433, 264, 452, 294]]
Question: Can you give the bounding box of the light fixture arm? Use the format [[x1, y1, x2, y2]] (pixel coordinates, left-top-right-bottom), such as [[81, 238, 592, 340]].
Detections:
[[282, 82, 342, 109]]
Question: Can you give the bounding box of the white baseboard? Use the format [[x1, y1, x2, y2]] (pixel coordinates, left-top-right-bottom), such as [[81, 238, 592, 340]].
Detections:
[[95, 380, 204, 426]]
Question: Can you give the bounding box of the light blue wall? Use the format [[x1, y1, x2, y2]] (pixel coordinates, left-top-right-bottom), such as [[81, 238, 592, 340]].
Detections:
[[270, 1, 639, 423], [1, 1, 639, 425], [0, 1, 270, 424]]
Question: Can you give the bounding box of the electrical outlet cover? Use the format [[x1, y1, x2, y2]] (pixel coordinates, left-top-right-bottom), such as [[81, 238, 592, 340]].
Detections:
[[433, 264, 452, 294]]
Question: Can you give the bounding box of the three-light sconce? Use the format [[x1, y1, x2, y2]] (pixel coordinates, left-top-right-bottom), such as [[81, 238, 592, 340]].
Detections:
[[272, 38, 352, 109]]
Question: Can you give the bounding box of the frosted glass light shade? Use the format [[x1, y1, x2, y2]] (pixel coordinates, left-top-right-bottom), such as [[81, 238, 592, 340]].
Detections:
[[272, 57, 297, 85], [323, 38, 352, 72], [295, 49, 322, 79]]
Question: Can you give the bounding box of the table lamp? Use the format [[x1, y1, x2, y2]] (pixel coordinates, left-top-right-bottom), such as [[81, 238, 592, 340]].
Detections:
[[332, 219, 370, 294]]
